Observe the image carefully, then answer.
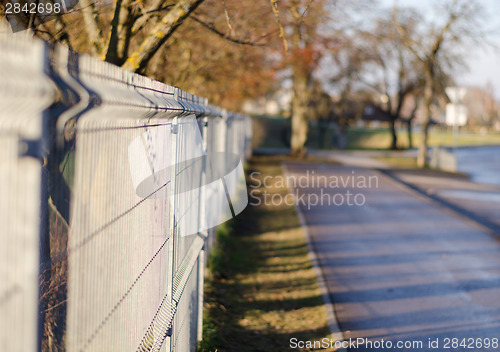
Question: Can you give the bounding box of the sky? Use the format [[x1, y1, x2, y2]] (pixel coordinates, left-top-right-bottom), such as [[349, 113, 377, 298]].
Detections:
[[382, 0, 500, 99]]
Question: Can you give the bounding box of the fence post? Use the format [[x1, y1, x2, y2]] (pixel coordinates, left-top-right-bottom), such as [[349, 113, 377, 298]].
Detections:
[[0, 34, 56, 352]]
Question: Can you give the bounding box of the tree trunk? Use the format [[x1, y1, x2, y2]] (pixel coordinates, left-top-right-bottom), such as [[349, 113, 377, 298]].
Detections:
[[390, 116, 398, 150], [407, 120, 413, 149], [407, 101, 418, 149], [290, 67, 309, 157], [417, 122, 429, 167], [289, 0, 309, 158], [417, 68, 433, 167]]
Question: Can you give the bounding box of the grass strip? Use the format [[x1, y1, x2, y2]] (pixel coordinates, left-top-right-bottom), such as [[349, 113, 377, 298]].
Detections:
[[199, 155, 337, 352]]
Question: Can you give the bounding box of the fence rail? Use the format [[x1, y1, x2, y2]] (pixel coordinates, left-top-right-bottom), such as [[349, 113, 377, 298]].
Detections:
[[0, 33, 251, 352]]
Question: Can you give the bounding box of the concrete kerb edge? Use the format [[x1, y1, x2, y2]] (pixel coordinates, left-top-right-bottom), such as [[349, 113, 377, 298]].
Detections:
[[282, 163, 347, 351]]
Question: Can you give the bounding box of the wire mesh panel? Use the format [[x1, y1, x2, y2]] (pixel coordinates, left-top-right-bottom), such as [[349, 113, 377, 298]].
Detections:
[[0, 35, 252, 352], [66, 115, 176, 351], [0, 35, 55, 352], [63, 52, 181, 352]]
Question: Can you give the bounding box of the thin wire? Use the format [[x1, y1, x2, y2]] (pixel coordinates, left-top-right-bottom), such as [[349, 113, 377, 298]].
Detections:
[[49, 180, 171, 266]]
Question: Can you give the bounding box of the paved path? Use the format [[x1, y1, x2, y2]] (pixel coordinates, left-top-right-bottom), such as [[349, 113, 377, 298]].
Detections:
[[284, 161, 500, 352]]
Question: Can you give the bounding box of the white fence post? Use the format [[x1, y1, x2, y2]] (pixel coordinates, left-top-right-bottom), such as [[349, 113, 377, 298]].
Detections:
[[0, 34, 56, 352]]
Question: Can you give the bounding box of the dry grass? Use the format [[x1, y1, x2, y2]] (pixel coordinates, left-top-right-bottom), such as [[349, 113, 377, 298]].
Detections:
[[199, 155, 337, 352]]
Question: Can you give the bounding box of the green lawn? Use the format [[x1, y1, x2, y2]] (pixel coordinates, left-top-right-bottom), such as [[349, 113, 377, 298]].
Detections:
[[252, 116, 500, 151], [346, 127, 500, 150]]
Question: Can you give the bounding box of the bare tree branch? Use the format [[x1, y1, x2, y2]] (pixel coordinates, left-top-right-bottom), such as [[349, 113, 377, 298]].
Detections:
[[122, 0, 205, 73], [104, 0, 125, 63], [190, 16, 266, 46], [131, 1, 175, 35], [80, 0, 105, 55], [221, 0, 233, 34], [269, 0, 288, 51], [392, 7, 424, 62]]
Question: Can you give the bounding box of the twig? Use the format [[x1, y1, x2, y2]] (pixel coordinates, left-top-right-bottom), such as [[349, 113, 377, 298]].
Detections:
[[269, 0, 288, 51], [190, 16, 266, 46], [221, 0, 233, 34]]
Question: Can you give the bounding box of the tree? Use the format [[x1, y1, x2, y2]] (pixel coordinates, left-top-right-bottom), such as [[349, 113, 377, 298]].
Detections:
[[3, 0, 280, 109], [393, 0, 487, 167], [325, 43, 372, 148], [269, 0, 353, 157], [152, 0, 279, 110], [273, 0, 325, 157], [358, 11, 423, 150], [5, 0, 206, 73], [327, 8, 457, 151]]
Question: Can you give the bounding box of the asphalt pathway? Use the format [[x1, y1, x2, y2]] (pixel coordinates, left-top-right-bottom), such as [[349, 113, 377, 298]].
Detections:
[[284, 161, 500, 352]]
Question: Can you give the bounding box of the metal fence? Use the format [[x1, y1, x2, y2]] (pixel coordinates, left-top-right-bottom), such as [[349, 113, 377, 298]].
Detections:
[[0, 33, 252, 352]]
